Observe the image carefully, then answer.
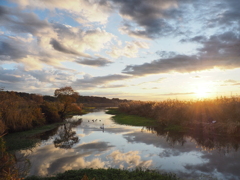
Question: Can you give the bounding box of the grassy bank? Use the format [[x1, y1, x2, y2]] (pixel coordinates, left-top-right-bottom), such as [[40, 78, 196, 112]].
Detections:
[[3, 123, 63, 152], [116, 97, 240, 136], [106, 108, 155, 126], [25, 168, 179, 180]]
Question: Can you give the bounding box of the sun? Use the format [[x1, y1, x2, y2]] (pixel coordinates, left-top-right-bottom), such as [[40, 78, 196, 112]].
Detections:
[[194, 85, 210, 99]]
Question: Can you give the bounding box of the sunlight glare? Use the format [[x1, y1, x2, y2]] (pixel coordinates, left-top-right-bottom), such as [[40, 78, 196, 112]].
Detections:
[[194, 85, 210, 98]]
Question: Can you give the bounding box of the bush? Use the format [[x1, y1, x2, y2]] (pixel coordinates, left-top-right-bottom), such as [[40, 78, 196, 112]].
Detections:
[[40, 102, 62, 123]]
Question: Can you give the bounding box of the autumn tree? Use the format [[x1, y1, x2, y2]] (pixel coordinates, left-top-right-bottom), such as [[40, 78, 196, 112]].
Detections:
[[54, 86, 80, 120]]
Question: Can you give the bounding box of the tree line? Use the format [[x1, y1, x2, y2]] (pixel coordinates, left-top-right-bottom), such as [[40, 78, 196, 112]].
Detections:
[[0, 87, 82, 135]]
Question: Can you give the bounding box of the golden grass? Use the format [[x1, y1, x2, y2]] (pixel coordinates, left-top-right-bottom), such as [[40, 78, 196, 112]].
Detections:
[[118, 96, 240, 136]]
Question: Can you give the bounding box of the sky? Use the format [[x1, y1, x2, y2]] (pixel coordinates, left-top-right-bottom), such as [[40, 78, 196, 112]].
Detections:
[[0, 0, 240, 101]]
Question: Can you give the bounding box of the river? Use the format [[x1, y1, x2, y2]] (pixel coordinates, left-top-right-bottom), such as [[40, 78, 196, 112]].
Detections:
[[16, 108, 240, 180]]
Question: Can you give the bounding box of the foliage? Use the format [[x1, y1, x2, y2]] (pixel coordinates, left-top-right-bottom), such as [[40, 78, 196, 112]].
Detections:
[[40, 102, 62, 123], [0, 91, 45, 133], [54, 86, 81, 120], [117, 97, 240, 136], [0, 88, 82, 134], [25, 168, 179, 180]]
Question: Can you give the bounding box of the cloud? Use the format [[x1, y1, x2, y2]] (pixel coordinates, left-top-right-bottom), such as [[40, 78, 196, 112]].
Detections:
[[0, 67, 24, 83], [122, 55, 201, 76], [108, 41, 149, 58], [0, 66, 77, 94], [0, 5, 115, 69], [99, 84, 126, 89], [220, 79, 240, 86], [72, 74, 132, 89], [0, 39, 28, 61], [76, 56, 112, 67], [206, 0, 240, 28], [50, 38, 85, 56], [123, 30, 240, 76], [0, 5, 50, 35], [10, 0, 113, 24], [111, 0, 179, 39], [156, 51, 177, 58]]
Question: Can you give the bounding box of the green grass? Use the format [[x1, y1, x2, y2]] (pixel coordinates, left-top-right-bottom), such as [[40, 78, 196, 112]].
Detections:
[[25, 168, 180, 180], [164, 125, 187, 132], [106, 108, 156, 126], [3, 123, 63, 151]]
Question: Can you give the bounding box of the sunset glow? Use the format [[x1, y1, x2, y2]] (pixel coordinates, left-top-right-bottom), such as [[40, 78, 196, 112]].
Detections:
[[0, 0, 240, 100], [194, 86, 210, 99]]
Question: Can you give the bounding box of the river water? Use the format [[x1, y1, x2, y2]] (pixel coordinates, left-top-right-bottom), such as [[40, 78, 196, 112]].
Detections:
[[17, 108, 240, 180]]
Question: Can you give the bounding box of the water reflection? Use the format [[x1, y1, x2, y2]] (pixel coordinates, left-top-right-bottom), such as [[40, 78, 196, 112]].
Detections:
[[53, 119, 82, 149], [145, 125, 240, 154], [17, 108, 240, 180]]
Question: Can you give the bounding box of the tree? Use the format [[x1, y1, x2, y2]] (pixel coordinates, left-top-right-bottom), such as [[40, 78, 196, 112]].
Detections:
[[54, 86, 80, 120]]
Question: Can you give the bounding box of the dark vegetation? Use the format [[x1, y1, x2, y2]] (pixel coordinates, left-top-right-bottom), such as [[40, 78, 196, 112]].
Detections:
[[25, 168, 179, 180], [0, 87, 131, 180], [0, 87, 82, 180], [0, 135, 22, 180], [0, 87, 128, 135], [116, 97, 240, 136], [107, 97, 240, 154], [118, 97, 240, 135], [0, 87, 81, 134], [43, 94, 130, 107]]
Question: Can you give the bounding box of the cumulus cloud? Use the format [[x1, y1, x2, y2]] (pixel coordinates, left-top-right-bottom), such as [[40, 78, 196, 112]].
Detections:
[[10, 0, 113, 24], [123, 30, 240, 76], [0, 66, 76, 94], [0, 5, 50, 35], [0, 5, 115, 69], [111, 0, 180, 39]]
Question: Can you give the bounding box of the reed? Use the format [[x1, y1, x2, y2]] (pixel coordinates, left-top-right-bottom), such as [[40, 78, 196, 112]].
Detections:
[[118, 96, 240, 136]]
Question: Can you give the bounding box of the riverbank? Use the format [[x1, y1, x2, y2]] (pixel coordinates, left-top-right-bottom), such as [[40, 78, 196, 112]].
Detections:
[[25, 168, 180, 180], [3, 122, 64, 152], [106, 108, 156, 126]]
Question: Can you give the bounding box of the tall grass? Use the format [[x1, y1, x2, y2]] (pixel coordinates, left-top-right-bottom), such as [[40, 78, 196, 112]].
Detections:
[[118, 97, 240, 136]]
